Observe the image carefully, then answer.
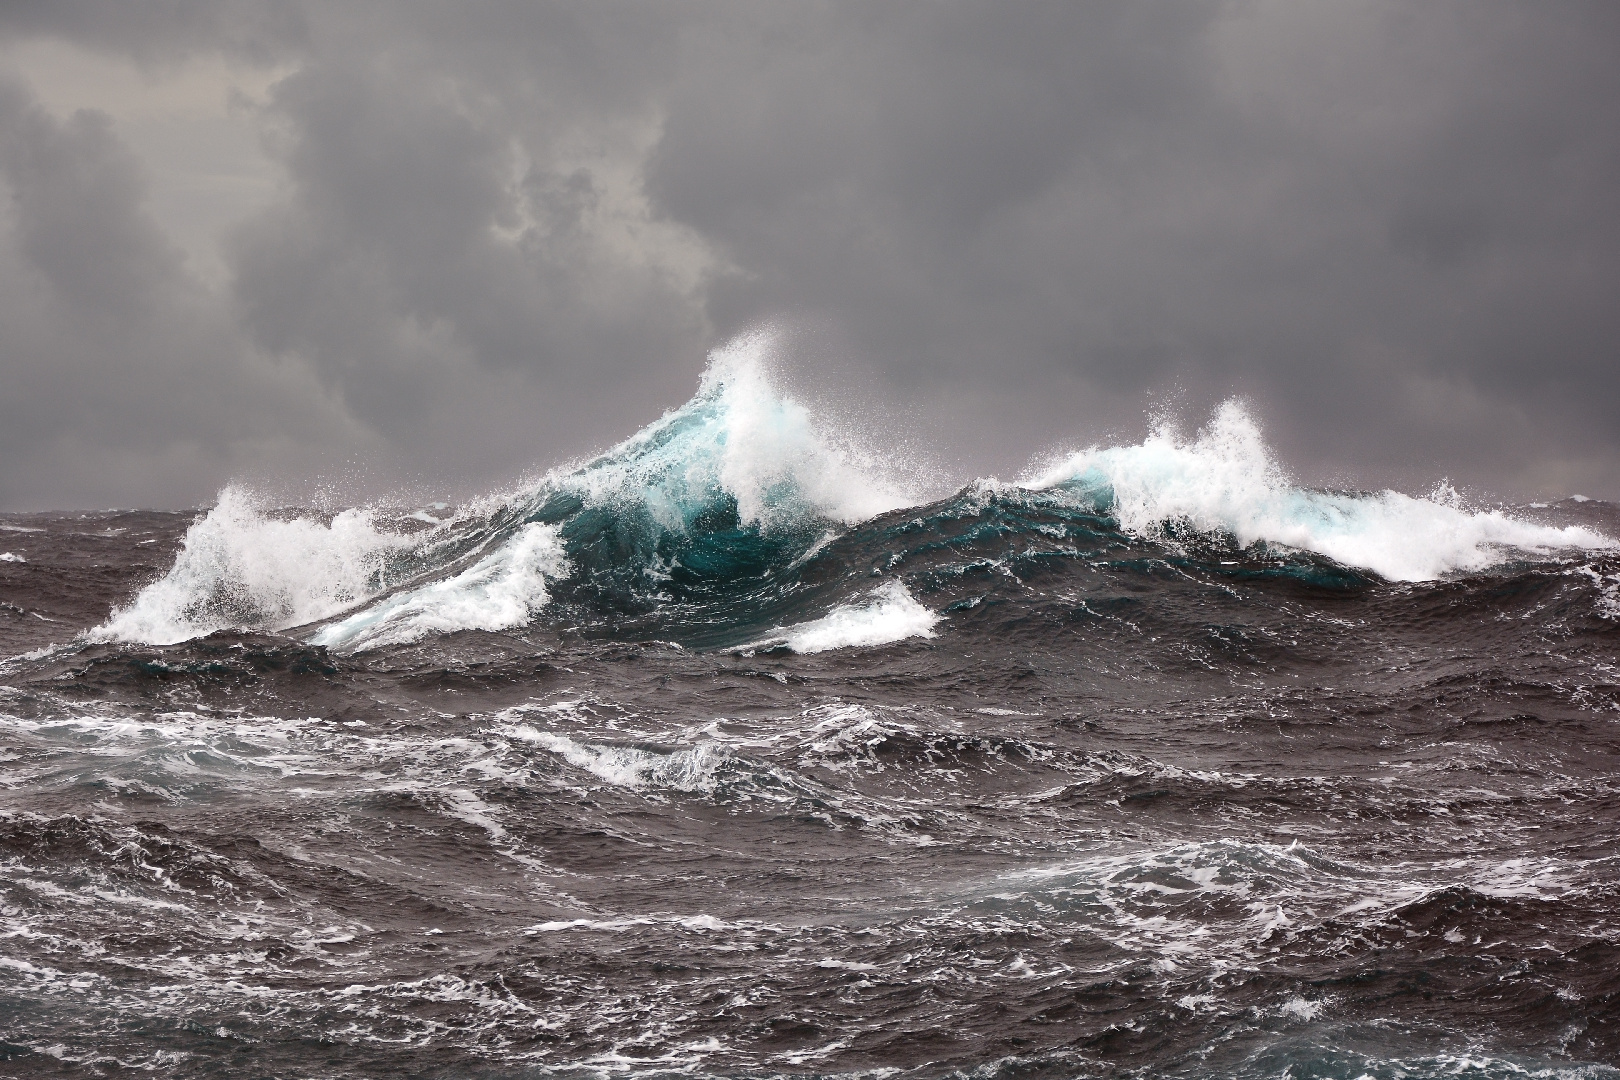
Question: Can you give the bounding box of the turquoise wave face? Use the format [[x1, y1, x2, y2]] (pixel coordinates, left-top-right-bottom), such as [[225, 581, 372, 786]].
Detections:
[[506, 478, 1380, 654]]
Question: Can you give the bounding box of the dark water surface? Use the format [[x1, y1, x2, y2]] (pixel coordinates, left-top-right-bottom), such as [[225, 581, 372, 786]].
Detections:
[[3, 358, 1620, 1078], [3, 495, 1619, 1080]]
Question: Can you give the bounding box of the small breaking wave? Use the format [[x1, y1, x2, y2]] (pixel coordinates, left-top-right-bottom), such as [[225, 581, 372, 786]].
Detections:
[[88, 487, 437, 646], [309, 522, 568, 650], [1026, 400, 1614, 581], [743, 581, 941, 654]]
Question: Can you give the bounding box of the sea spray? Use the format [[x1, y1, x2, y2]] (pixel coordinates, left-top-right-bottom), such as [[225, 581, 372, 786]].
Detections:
[[1026, 399, 1614, 580], [90, 486, 432, 645], [555, 332, 918, 532]]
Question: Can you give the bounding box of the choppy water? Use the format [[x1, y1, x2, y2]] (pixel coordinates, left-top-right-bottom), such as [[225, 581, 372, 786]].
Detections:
[[3, 339, 1619, 1078]]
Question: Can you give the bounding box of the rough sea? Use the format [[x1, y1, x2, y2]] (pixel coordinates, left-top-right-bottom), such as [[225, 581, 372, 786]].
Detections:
[[3, 338, 1619, 1079]]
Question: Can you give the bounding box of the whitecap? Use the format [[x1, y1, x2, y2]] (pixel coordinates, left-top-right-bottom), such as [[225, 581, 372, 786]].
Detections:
[[505, 726, 730, 793], [746, 581, 941, 654], [1026, 400, 1615, 581], [310, 522, 568, 651], [563, 332, 920, 532], [88, 486, 432, 645]]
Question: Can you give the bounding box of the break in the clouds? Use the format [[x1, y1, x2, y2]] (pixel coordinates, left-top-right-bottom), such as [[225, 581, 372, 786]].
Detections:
[[1, 1, 1617, 510]]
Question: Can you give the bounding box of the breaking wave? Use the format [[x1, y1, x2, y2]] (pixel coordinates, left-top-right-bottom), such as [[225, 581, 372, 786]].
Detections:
[[1026, 399, 1612, 581], [91, 334, 920, 651], [742, 581, 942, 654], [308, 521, 569, 651], [89, 487, 427, 645], [86, 337, 1615, 653]]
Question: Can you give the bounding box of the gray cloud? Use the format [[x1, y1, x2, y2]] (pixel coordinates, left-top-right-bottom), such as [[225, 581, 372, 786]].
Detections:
[[0, 76, 366, 509], [1, 1, 1618, 509], [0, 0, 306, 64]]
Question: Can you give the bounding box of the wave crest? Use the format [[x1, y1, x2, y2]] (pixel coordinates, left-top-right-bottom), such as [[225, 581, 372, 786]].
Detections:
[[86, 351, 1617, 652], [91, 334, 923, 650], [90, 487, 431, 646], [561, 333, 915, 533], [1026, 400, 1614, 581]]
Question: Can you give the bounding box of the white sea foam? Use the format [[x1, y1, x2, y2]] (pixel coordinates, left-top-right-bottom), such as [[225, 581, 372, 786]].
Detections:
[[746, 581, 941, 654], [310, 522, 568, 651], [1026, 400, 1615, 581], [0, 552, 24, 563], [89, 487, 428, 645], [1279, 995, 1328, 1022], [505, 726, 730, 792], [1576, 564, 1620, 620]]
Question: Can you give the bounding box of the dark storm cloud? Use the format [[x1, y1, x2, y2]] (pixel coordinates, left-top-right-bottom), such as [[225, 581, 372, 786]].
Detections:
[[650, 3, 1620, 490], [228, 21, 713, 459], [2, 1, 1618, 509]]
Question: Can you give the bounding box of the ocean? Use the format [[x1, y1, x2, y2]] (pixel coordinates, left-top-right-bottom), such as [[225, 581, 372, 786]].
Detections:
[[2, 338, 1619, 1079]]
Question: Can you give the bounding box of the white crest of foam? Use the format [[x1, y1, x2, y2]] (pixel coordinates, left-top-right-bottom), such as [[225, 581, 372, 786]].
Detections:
[[0, 552, 24, 563], [90, 487, 424, 645], [505, 726, 729, 792], [568, 333, 916, 531], [1575, 564, 1620, 620], [310, 522, 568, 652], [1026, 400, 1615, 582], [750, 580, 941, 654]]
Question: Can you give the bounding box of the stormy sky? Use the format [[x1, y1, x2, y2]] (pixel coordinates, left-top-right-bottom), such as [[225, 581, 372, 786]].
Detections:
[[1, 1, 1617, 510]]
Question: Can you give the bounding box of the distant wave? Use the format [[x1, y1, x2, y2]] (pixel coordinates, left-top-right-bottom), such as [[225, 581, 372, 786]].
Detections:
[[89, 334, 1617, 652]]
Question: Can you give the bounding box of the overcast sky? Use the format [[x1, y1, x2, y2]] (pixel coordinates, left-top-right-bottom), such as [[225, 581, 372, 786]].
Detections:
[[1, 1, 1617, 510]]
